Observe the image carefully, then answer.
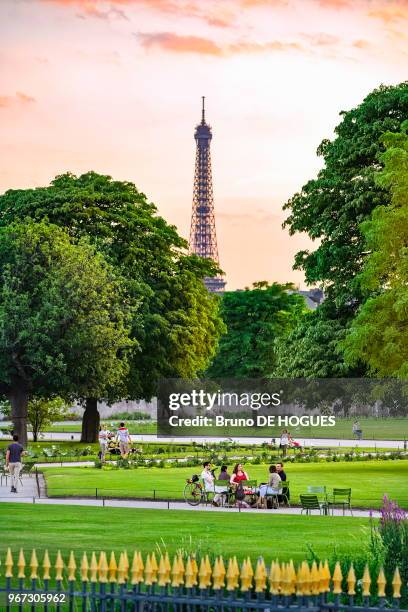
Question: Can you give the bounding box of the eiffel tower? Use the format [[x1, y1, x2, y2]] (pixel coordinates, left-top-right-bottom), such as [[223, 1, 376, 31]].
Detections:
[[189, 97, 226, 292]]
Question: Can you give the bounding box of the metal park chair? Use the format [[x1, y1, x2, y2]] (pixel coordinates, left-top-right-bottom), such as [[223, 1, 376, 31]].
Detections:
[[300, 494, 327, 515], [213, 480, 231, 507], [328, 488, 353, 516]]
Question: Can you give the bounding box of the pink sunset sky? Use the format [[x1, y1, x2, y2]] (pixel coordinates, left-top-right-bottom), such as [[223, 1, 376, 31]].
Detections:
[[0, 0, 407, 289]]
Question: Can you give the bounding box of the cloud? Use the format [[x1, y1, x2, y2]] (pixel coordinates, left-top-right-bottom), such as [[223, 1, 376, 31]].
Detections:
[[368, 4, 408, 24], [0, 92, 36, 109], [352, 39, 371, 49], [38, 0, 235, 27], [300, 33, 340, 46], [137, 32, 223, 55], [137, 31, 305, 56], [229, 40, 303, 53]]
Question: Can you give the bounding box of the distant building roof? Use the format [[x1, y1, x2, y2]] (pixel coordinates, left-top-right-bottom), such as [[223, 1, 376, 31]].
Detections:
[[288, 288, 324, 310]]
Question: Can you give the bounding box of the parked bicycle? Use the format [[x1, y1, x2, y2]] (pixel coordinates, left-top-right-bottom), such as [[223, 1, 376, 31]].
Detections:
[[183, 475, 206, 506]]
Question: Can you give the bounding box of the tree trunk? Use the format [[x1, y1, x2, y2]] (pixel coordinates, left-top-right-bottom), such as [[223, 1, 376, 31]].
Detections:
[[81, 397, 100, 443], [8, 385, 29, 447]]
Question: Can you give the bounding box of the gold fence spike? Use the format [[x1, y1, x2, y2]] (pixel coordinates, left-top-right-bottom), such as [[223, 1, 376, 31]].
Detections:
[[347, 564, 356, 596], [302, 562, 311, 596], [311, 561, 320, 595], [288, 560, 297, 594], [254, 558, 267, 593], [332, 562, 342, 595], [131, 551, 141, 585], [28, 550, 38, 580], [17, 549, 26, 579], [43, 551, 51, 581], [171, 555, 180, 587], [185, 557, 196, 589], [213, 557, 225, 590], [269, 561, 281, 595], [377, 568, 386, 598], [178, 555, 185, 586], [323, 560, 331, 593], [108, 551, 117, 583], [280, 564, 289, 596], [67, 551, 76, 582], [145, 554, 153, 586], [198, 558, 208, 589], [362, 564, 371, 597], [55, 550, 64, 581], [392, 567, 402, 599], [80, 553, 89, 582], [226, 557, 239, 591], [158, 554, 170, 587], [150, 552, 158, 583], [98, 551, 108, 583], [90, 552, 98, 583], [295, 563, 304, 596], [123, 551, 129, 581], [5, 549, 13, 579], [117, 553, 126, 585], [240, 558, 253, 592]]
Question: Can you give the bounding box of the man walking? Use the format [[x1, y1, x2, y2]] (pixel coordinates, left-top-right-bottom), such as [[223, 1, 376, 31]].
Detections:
[[116, 422, 132, 458], [6, 434, 26, 493]]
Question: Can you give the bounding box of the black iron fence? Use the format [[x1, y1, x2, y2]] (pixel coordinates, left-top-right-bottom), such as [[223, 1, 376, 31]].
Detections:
[[0, 549, 404, 611]]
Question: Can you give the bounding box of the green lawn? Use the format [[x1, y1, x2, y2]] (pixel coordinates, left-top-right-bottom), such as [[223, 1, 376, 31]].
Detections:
[[45, 417, 408, 440], [41, 459, 408, 508], [0, 503, 370, 563]]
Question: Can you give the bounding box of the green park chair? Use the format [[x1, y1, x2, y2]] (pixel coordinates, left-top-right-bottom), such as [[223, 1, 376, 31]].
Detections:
[[328, 488, 353, 516], [280, 480, 290, 507], [300, 494, 326, 515], [306, 486, 328, 514], [213, 479, 231, 506]]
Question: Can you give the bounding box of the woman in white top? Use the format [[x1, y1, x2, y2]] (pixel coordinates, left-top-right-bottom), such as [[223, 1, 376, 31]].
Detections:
[[258, 465, 281, 507]]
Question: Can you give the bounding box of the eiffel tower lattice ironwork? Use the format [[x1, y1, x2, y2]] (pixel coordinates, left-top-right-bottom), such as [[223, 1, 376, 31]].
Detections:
[[189, 97, 226, 292]]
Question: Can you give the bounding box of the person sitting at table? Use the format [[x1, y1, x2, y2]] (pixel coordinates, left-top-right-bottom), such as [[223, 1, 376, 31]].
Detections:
[[201, 461, 223, 507], [257, 465, 281, 509], [230, 463, 249, 485], [230, 463, 250, 508], [276, 461, 290, 503], [218, 465, 230, 480]]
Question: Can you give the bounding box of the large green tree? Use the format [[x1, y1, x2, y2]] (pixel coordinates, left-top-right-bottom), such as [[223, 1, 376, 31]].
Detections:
[[342, 123, 408, 376], [279, 83, 408, 379], [273, 301, 361, 377], [206, 282, 305, 378], [284, 82, 408, 306], [0, 220, 132, 444], [0, 173, 224, 440]]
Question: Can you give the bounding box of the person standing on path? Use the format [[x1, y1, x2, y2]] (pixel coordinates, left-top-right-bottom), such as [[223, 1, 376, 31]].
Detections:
[[98, 424, 110, 463], [6, 434, 26, 493], [279, 429, 290, 457], [116, 422, 132, 458]]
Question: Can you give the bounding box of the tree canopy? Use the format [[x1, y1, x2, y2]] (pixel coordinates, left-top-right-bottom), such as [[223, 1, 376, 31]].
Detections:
[[283, 82, 408, 307], [342, 122, 408, 377], [0, 172, 224, 439], [0, 220, 132, 443], [206, 282, 305, 378]]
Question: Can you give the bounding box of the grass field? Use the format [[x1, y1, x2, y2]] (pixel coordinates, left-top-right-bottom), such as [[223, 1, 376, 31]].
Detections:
[[41, 459, 408, 508], [44, 417, 408, 440], [0, 503, 371, 563]]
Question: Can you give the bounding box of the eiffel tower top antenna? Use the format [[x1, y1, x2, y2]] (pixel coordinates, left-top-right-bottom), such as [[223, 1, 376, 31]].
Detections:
[[201, 96, 205, 123]]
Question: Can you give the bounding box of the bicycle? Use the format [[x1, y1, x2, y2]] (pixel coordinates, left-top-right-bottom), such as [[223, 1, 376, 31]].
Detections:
[[183, 477, 206, 506]]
